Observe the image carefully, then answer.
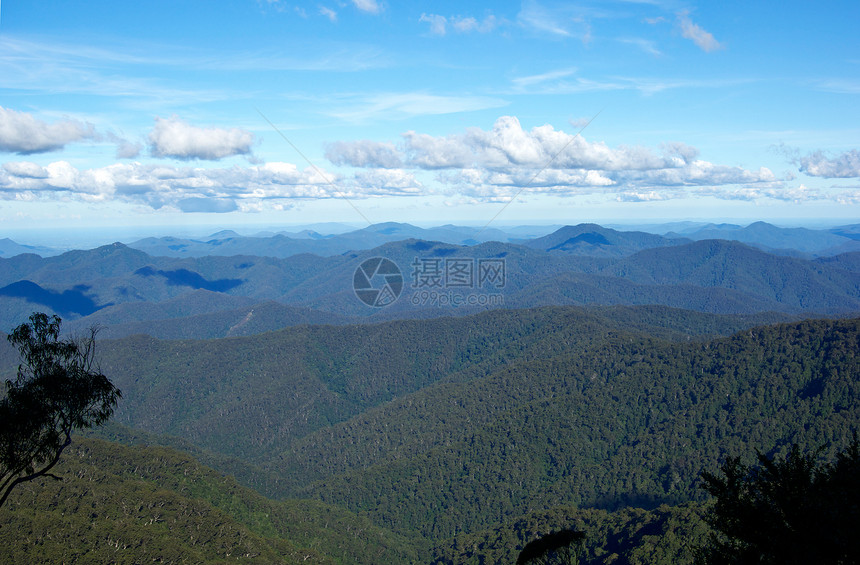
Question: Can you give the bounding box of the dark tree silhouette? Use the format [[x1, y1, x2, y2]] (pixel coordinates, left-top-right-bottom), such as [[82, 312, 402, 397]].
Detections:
[[698, 438, 860, 564], [517, 529, 586, 565], [0, 313, 121, 508]]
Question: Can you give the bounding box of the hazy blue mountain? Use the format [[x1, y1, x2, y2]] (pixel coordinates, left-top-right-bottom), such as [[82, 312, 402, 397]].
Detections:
[[670, 221, 859, 256], [0, 241, 152, 287], [607, 221, 713, 235], [504, 271, 785, 314], [3, 226, 860, 337], [524, 223, 689, 257], [127, 233, 310, 258], [599, 239, 860, 314], [0, 237, 59, 258], [814, 251, 860, 273], [126, 222, 541, 258], [830, 223, 860, 240]]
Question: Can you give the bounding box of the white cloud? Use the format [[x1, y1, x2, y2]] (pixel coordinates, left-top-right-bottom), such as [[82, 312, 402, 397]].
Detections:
[[319, 6, 337, 22], [420, 13, 499, 36], [618, 38, 662, 56], [616, 190, 673, 202], [678, 13, 723, 52], [325, 140, 403, 168], [104, 131, 143, 159], [352, 0, 381, 14], [420, 13, 448, 35], [402, 116, 687, 172], [512, 68, 578, 88], [323, 116, 788, 202], [0, 107, 97, 154], [835, 190, 860, 205], [148, 115, 255, 160], [354, 169, 422, 194], [116, 139, 143, 159], [797, 150, 860, 178], [695, 184, 824, 203], [3, 161, 50, 179], [517, 0, 572, 37], [451, 15, 498, 33], [0, 159, 420, 212], [401, 131, 472, 169]]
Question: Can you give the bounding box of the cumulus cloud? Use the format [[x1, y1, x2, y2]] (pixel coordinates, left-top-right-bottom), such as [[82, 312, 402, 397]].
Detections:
[[0, 107, 97, 154], [115, 139, 143, 159], [797, 149, 860, 178], [3, 161, 50, 178], [354, 169, 422, 193], [0, 159, 418, 212], [325, 140, 403, 168], [148, 115, 255, 160], [678, 13, 723, 52], [319, 116, 789, 201], [401, 116, 695, 172]]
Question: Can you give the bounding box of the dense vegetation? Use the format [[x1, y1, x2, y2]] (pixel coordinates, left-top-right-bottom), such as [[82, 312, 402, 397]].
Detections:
[[0, 438, 420, 564], [286, 317, 858, 539], [699, 439, 860, 564], [433, 503, 709, 564], [1, 305, 857, 563]]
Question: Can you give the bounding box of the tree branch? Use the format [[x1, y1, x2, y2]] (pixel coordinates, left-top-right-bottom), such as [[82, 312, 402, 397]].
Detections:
[[0, 432, 71, 509]]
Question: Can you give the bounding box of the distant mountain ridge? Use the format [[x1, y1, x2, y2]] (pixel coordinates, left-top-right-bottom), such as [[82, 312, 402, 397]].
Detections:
[[667, 221, 860, 256], [126, 222, 527, 258], [3, 220, 857, 260], [0, 237, 58, 258], [524, 223, 689, 257], [1, 222, 859, 337]]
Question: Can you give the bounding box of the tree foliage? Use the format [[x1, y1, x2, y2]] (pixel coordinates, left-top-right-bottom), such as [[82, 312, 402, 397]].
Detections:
[[517, 529, 585, 564], [698, 438, 860, 564], [0, 312, 121, 508], [0, 437, 420, 564]]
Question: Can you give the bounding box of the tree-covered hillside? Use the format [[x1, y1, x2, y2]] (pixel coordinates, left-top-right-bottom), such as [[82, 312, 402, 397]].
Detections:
[[0, 437, 419, 564], [287, 317, 858, 539], [72, 306, 791, 473], [1, 308, 857, 563]]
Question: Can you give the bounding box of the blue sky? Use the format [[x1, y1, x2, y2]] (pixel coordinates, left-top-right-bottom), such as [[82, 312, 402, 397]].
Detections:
[[1, 0, 859, 235]]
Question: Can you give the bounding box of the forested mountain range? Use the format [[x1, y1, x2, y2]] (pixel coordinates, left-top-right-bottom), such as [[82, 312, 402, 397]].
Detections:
[[1, 222, 859, 338], [2, 221, 859, 563], [3, 307, 856, 562]]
